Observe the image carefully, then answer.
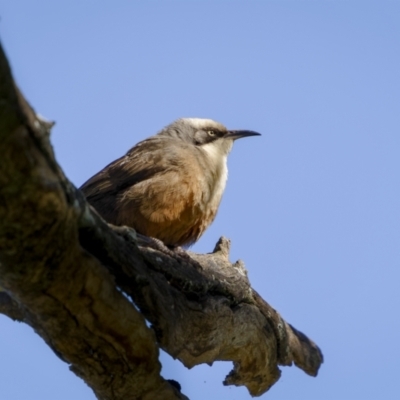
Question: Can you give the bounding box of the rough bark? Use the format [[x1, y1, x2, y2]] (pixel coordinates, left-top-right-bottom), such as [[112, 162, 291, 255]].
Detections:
[[0, 41, 323, 399]]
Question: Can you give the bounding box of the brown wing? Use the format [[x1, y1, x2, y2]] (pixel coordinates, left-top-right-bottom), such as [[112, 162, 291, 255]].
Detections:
[[80, 136, 169, 223], [80, 135, 205, 244]]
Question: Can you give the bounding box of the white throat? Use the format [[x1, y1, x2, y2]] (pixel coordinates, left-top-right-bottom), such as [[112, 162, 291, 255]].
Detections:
[[201, 141, 230, 208]]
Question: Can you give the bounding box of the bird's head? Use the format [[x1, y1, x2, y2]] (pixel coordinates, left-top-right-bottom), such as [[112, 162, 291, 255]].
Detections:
[[158, 118, 261, 156]]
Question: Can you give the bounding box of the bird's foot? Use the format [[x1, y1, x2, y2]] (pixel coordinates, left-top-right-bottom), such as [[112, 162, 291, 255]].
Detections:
[[137, 234, 194, 263], [167, 245, 195, 263], [139, 235, 171, 253]]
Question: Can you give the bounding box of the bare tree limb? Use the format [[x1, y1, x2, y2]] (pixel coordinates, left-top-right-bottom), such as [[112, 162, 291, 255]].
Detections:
[[0, 40, 322, 399]]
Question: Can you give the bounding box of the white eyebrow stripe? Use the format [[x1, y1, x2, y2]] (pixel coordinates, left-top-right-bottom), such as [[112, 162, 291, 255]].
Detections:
[[183, 118, 225, 130]]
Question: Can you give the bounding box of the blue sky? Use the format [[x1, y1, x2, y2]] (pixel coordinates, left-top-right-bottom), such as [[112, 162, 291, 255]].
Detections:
[[1, 1, 399, 399]]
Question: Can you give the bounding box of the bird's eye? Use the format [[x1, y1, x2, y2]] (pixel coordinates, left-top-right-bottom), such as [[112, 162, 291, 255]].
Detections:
[[207, 130, 215, 136]]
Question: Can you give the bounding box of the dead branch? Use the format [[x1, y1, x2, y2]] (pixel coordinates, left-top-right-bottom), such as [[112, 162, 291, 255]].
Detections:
[[0, 41, 322, 399]]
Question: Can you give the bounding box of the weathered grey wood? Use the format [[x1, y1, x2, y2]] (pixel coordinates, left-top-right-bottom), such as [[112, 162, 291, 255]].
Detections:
[[0, 41, 322, 399]]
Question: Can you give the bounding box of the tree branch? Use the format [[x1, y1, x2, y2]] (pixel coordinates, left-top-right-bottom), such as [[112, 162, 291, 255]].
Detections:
[[0, 41, 322, 399]]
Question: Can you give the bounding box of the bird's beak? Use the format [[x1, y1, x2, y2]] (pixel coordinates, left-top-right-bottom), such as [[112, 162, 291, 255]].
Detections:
[[225, 130, 261, 140]]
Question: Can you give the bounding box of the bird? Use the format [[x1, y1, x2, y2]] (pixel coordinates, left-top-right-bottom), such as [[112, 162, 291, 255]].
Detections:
[[80, 118, 261, 247]]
